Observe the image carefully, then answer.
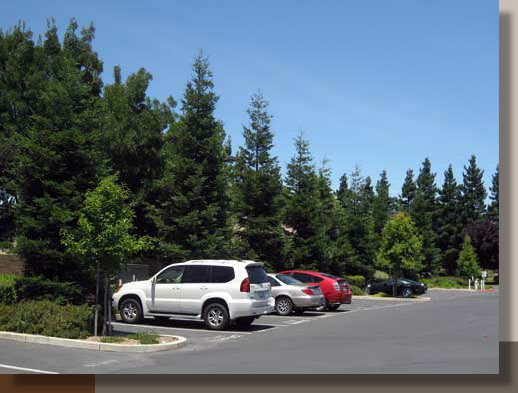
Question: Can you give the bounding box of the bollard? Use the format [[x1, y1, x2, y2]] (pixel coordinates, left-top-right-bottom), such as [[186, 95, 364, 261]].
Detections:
[[468, 278, 471, 290]]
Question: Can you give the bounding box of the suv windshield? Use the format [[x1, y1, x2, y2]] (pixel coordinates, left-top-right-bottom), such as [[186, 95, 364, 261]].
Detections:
[[246, 265, 268, 284], [276, 274, 303, 285]]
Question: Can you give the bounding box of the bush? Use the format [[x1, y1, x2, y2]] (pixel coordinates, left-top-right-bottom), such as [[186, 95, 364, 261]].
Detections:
[[15, 276, 85, 305], [421, 276, 467, 288], [373, 270, 389, 281], [349, 285, 365, 296], [346, 275, 366, 288], [0, 300, 94, 339], [0, 274, 17, 305]]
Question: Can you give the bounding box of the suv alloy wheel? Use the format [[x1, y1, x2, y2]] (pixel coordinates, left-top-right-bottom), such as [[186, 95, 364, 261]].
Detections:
[[203, 303, 230, 330], [120, 298, 143, 323]]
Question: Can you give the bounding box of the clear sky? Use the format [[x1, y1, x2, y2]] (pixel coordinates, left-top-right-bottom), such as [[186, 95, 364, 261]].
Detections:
[[1, 0, 499, 197]]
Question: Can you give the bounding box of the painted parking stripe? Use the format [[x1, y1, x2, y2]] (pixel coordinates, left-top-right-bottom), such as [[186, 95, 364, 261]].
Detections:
[[0, 363, 59, 374], [112, 321, 255, 335]]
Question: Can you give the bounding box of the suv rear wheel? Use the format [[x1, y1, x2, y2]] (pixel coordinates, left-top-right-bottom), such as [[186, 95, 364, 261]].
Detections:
[[203, 303, 229, 330], [120, 298, 143, 324]]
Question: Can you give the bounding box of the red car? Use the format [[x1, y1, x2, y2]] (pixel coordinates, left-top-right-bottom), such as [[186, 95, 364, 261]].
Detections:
[[280, 270, 352, 311]]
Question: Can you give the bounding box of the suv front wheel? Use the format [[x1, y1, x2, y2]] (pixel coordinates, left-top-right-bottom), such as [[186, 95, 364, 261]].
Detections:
[[120, 298, 143, 324], [203, 303, 230, 330]]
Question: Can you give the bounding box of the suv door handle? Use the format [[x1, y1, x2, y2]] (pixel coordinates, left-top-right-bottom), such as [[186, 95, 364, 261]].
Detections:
[[172, 286, 179, 290], [200, 286, 208, 290]]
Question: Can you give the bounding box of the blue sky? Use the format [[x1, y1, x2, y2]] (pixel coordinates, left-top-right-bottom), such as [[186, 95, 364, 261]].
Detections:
[[1, 0, 499, 197]]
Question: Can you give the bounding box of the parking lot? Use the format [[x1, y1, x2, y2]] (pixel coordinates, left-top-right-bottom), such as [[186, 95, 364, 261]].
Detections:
[[0, 289, 498, 374], [111, 297, 417, 349]]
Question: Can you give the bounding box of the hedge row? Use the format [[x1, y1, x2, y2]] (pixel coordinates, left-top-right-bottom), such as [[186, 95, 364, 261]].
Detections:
[[0, 274, 85, 305], [0, 300, 94, 339]]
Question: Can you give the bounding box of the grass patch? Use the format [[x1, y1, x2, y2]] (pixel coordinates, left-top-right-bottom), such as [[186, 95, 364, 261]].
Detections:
[[127, 332, 160, 345], [100, 335, 125, 343]]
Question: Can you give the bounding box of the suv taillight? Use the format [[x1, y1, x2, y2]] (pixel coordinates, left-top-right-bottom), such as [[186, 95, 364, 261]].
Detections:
[[240, 277, 250, 292], [333, 282, 340, 292], [302, 288, 314, 295]]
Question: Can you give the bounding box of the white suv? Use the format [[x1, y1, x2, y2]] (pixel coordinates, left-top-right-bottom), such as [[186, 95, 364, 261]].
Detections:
[[112, 260, 274, 330]]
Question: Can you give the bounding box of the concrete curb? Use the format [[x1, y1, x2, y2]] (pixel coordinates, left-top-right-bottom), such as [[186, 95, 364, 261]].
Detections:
[[427, 288, 484, 292], [0, 331, 187, 352], [353, 296, 431, 302]]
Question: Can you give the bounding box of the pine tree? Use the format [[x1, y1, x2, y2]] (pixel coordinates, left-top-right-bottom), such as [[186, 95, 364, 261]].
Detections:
[[100, 66, 175, 239], [0, 23, 47, 243], [284, 134, 325, 270], [436, 165, 463, 274], [411, 158, 441, 275], [14, 19, 104, 284], [155, 53, 229, 262], [488, 164, 499, 224], [400, 169, 416, 211], [233, 91, 286, 270], [337, 166, 376, 277], [373, 170, 392, 240], [456, 235, 480, 278], [461, 154, 487, 225]]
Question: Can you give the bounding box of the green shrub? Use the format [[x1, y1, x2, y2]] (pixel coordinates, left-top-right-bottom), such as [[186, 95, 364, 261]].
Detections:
[[421, 276, 467, 288], [373, 270, 389, 281], [0, 300, 94, 339], [346, 275, 366, 288], [15, 276, 84, 305], [0, 283, 16, 304], [349, 285, 365, 296], [0, 274, 18, 305]]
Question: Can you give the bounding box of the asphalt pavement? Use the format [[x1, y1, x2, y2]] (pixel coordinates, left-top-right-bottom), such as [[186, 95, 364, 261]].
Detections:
[[0, 289, 498, 374]]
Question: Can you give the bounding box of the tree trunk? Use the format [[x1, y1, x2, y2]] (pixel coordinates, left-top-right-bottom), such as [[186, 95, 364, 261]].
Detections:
[[94, 263, 100, 336], [102, 273, 108, 336]]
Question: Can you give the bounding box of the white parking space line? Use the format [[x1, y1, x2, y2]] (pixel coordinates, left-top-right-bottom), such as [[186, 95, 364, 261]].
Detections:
[[0, 363, 59, 374], [112, 322, 255, 335]]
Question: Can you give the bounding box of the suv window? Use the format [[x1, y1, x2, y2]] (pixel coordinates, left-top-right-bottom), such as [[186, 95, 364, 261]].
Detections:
[[156, 266, 184, 284], [211, 266, 235, 283], [246, 265, 268, 284], [268, 276, 280, 287], [181, 265, 211, 283]]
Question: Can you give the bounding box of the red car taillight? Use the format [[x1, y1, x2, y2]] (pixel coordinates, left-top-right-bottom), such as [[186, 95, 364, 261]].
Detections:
[[302, 288, 314, 295], [240, 277, 250, 292], [333, 281, 340, 292]]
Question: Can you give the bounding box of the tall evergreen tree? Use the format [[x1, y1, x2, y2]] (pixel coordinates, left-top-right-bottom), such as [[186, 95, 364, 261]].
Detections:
[[155, 53, 229, 262], [284, 134, 325, 270], [100, 66, 175, 239], [233, 91, 286, 270], [373, 170, 392, 239], [461, 154, 487, 225], [488, 164, 499, 223], [411, 158, 441, 275], [436, 165, 463, 274], [14, 19, 104, 283], [400, 169, 416, 211], [0, 23, 47, 243], [337, 166, 376, 277]]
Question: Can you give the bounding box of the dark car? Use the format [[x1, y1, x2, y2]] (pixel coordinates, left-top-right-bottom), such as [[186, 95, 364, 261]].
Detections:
[[364, 278, 427, 298]]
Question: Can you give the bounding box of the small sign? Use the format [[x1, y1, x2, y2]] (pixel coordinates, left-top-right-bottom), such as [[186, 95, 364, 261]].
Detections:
[[482, 270, 487, 279]]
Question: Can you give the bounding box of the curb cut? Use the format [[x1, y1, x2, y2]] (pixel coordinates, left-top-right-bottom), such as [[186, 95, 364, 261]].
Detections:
[[0, 331, 188, 352], [353, 296, 431, 302]]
